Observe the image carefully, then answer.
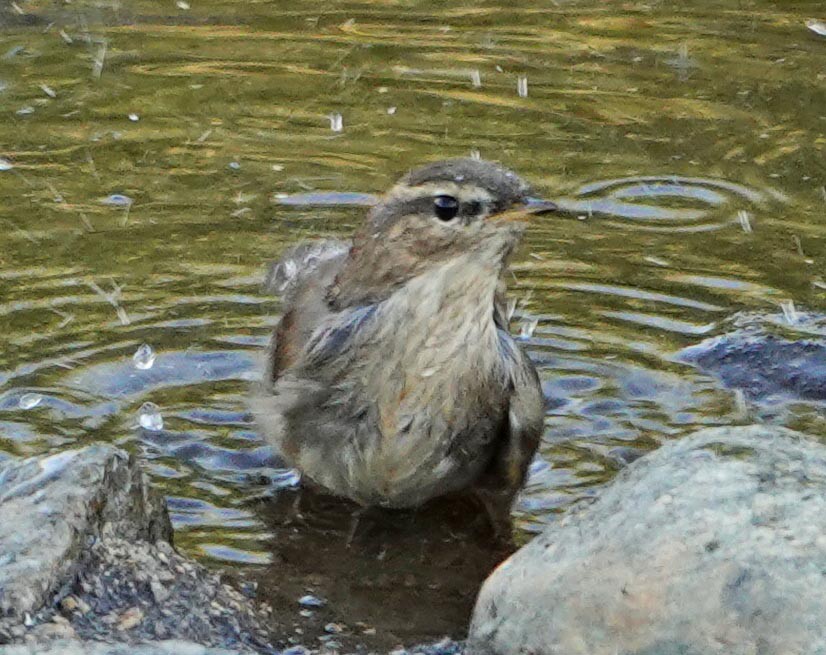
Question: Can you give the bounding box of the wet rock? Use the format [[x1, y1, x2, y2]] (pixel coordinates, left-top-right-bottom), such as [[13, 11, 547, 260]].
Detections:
[[0, 446, 276, 653], [0, 445, 171, 621], [469, 425, 826, 655], [678, 311, 826, 403]]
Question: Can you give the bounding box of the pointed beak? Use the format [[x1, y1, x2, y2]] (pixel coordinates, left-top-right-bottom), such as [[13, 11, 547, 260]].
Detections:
[[489, 198, 558, 224]]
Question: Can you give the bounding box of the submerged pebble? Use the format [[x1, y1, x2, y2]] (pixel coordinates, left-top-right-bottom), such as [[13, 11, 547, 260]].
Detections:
[[138, 402, 164, 431]]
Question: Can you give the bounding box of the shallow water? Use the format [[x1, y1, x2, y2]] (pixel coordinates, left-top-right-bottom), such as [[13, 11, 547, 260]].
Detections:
[[1, 0, 825, 643]]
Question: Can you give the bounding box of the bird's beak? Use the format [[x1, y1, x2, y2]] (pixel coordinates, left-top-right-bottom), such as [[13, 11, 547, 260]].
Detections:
[[489, 198, 558, 224]]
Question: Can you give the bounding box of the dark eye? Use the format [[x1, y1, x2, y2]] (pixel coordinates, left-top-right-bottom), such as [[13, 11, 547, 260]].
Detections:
[[433, 195, 460, 221]]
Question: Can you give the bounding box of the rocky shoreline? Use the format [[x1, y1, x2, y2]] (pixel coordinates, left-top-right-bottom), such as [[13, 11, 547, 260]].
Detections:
[[5, 424, 826, 655]]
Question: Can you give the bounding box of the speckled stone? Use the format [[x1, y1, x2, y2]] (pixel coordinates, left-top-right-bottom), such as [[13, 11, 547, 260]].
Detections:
[[0, 445, 171, 621], [469, 425, 826, 655]]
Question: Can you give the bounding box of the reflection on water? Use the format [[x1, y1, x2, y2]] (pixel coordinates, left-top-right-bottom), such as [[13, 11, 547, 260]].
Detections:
[[257, 487, 511, 650], [1, 0, 825, 619]]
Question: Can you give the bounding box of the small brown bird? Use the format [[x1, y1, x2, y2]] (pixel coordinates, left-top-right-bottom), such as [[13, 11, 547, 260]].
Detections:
[[252, 159, 553, 528]]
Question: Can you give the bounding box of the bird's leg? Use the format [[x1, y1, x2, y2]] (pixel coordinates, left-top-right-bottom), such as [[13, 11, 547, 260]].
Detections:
[[345, 505, 370, 548], [471, 487, 516, 545]]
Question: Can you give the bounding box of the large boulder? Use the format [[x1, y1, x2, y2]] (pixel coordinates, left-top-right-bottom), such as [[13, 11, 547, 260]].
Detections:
[[0, 446, 275, 653], [469, 425, 826, 655], [0, 445, 171, 620]]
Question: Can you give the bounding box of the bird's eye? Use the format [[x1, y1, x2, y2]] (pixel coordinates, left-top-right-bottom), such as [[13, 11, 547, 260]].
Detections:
[[433, 195, 460, 221]]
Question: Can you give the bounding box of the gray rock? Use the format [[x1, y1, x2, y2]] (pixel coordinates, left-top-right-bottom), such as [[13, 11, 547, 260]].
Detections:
[[0, 446, 277, 653], [678, 312, 826, 403], [469, 425, 826, 655], [0, 639, 251, 655], [0, 445, 171, 620]]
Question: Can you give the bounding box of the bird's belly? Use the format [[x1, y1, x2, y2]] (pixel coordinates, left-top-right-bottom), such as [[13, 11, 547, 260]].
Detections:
[[292, 403, 498, 508]]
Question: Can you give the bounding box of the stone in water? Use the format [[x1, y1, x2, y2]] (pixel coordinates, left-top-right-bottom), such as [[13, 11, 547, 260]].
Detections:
[[19, 393, 43, 410], [138, 402, 164, 431], [329, 113, 343, 132], [133, 343, 156, 370], [517, 75, 528, 98]]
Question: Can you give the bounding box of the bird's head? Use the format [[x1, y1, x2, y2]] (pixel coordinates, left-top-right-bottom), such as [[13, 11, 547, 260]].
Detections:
[[327, 158, 556, 309]]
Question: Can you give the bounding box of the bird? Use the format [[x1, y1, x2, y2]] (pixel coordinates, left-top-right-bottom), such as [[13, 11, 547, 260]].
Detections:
[[252, 158, 554, 531]]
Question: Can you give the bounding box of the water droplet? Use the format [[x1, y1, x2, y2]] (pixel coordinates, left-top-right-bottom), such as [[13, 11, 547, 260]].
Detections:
[[100, 194, 133, 206], [737, 210, 753, 233], [807, 19, 826, 37], [518, 317, 539, 340], [0, 158, 13, 171], [19, 393, 43, 410], [138, 402, 164, 431], [506, 298, 517, 322], [133, 343, 156, 370], [329, 113, 343, 132], [517, 75, 528, 98], [780, 299, 799, 325], [128, 113, 139, 122], [271, 467, 301, 489], [298, 594, 326, 608], [470, 70, 482, 88]]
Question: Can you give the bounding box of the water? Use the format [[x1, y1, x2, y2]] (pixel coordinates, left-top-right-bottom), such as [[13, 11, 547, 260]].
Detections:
[[0, 0, 825, 642]]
